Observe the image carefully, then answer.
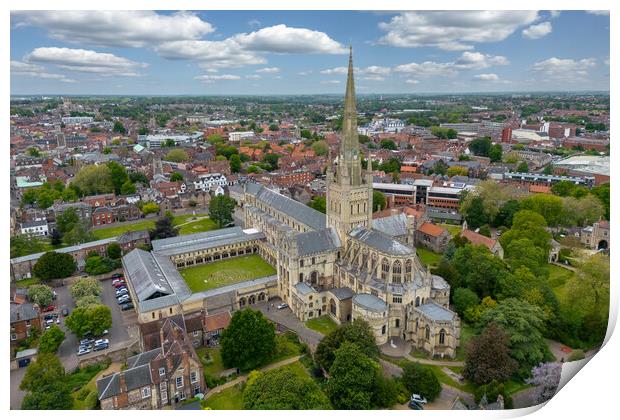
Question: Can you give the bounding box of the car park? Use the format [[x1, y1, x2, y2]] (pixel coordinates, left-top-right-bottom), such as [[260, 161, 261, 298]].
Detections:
[[118, 295, 131, 304], [410, 394, 427, 405], [94, 339, 109, 346], [115, 288, 128, 297], [77, 347, 91, 356], [80, 338, 94, 346], [277, 303, 289, 310], [93, 343, 109, 352], [121, 302, 134, 311], [113, 282, 126, 289]]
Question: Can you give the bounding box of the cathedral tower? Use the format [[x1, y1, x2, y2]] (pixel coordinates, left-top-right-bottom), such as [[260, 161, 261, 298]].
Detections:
[[326, 47, 374, 243]]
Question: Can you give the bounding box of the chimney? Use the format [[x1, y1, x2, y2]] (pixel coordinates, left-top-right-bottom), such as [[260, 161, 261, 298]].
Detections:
[[119, 372, 127, 393]]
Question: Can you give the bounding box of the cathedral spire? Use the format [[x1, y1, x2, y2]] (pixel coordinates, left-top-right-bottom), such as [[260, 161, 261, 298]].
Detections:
[[337, 46, 362, 185]]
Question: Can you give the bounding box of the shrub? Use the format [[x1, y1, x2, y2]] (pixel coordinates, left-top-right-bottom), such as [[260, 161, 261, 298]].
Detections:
[[400, 362, 441, 402], [567, 349, 585, 362]]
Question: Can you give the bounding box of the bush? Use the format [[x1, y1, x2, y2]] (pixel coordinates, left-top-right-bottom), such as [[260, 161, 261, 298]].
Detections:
[[567, 349, 585, 362], [452, 288, 479, 316], [474, 380, 512, 408], [400, 362, 441, 402]]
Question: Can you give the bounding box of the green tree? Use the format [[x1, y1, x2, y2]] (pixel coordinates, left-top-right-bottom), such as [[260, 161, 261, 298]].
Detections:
[[38, 324, 66, 353], [500, 210, 551, 255], [590, 183, 610, 220], [451, 244, 508, 298], [28, 284, 54, 307], [22, 381, 73, 410], [315, 318, 379, 372], [463, 196, 489, 229], [262, 153, 280, 170], [129, 172, 149, 186], [65, 305, 112, 338], [149, 216, 179, 240], [400, 362, 442, 402], [380, 139, 397, 150], [493, 199, 521, 228], [447, 166, 469, 177], [452, 287, 480, 316], [520, 194, 564, 226], [307, 196, 326, 213], [120, 180, 136, 195], [170, 172, 184, 182], [242, 366, 331, 409], [142, 201, 160, 215], [32, 252, 77, 281], [469, 137, 492, 156], [516, 161, 529, 172], [55, 207, 80, 235], [209, 195, 237, 228], [84, 255, 119, 275], [489, 144, 503, 162], [70, 277, 102, 300], [373, 190, 386, 212], [326, 342, 378, 409], [63, 222, 95, 246], [107, 243, 122, 259], [504, 238, 548, 277], [220, 309, 276, 371], [72, 164, 114, 196], [113, 121, 126, 134], [229, 154, 242, 173], [464, 323, 518, 385], [479, 298, 549, 376], [10, 235, 46, 258], [311, 140, 329, 156], [269, 123, 279, 131], [75, 295, 101, 308], [561, 196, 604, 227], [106, 161, 129, 195], [20, 352, 65, 392], [165, 148, 189, 162]]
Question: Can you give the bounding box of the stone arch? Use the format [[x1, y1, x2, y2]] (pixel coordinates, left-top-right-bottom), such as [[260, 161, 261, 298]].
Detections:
[[405, 259, 412, 275], [239, 297, 246, 307], [310, 271, 318, 285], [299, 273, 304, 283], [425, 325, 431, 340], [330, 298, 337, 316], [381, 257, 390, 280], [439, 328, 446, 345], [392, 260, 402, 283], [415, 296, 420, 307], [598, 240, 608, 250], [248, 295, 256, 305]]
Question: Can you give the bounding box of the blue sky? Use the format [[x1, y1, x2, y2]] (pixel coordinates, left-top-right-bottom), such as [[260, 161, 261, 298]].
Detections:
[[10, 10, 610, 95]]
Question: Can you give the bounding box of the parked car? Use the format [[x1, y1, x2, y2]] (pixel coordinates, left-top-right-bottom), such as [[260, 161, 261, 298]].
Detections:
[[112, 278, 126, 285], [61, 306, 69, 316], [94, 339, 109, 347], [77, 348, 91, 356], [277, 303, 289, 310], [55, 318, 61, 324], [408, 401, 424, 410], [93, 343, 109, 352], [99, 330, 109, 336], [410, 394, 427, 405], [115, 288, 128, 297], [44, 314, 54, 321], [42, 305, 55, 313], [121, 302, 134, 311], [113, 282, 127, 289], [52, 291, 57, 300], [117, 295, 131, 304], [112, 273, 123, 279], [80, 338, 94, 346], [45, 319, 54, 325]]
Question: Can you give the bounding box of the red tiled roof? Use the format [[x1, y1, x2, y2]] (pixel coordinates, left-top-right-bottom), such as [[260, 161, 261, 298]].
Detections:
[[203, 311, 231, 332], [418, 222, 447, 237], [461, 229, 497, 251], [529, 184, 551, 194]]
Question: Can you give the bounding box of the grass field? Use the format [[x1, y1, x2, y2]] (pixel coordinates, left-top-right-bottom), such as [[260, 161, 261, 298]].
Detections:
[[197, 347, 225, 377], [439, 223, 462, 236], [305, 315, 339, 335], [548, 263, 576, 303], [416, 248, 443, 267], [179, 255, 276, 292], [14, 277, 42, 288], [204, 384, 244, 410], [91, 213, 215, 239]]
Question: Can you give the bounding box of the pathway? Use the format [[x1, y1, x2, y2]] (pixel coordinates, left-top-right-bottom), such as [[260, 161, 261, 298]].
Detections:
[[203, 355, 303, 399], [404, 353, 465, 367], [550, 261, 578, 272]]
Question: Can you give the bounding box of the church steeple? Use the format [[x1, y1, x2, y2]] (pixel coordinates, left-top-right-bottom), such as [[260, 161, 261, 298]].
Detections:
[[337, 46, 362, 186]]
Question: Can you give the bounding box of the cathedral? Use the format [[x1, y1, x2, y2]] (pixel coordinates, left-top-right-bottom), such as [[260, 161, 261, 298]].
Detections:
[[243, 49, 461, 357]]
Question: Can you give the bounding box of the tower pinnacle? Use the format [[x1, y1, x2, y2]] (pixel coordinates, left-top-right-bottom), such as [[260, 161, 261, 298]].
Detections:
[[338, 46, 362, 185]]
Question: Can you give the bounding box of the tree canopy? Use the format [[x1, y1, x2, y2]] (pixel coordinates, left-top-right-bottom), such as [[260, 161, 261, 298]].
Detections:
[[464, 323, 517, 385], [38, 325, 66, 354], [315, 318, 379, 372], [165, 148, 190, 162], [220, 309, 276, 371], [72, 164, 114, 196], [400, 362, 442, 402], [149, 215, 179, 240], [65, 305, 112, 338], [28, 284, 54, 307], [32, 252, 77, 281], [209, 195, 237, 228]]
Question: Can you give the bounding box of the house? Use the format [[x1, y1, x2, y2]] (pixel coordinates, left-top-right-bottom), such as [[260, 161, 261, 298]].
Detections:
[[10, 303, 41, 349], [203, 311, 231, 347], [83, 193, 116, 208], [112, 204, 142, 222], [460, 226, 504, 259], [97, 317, 206, 410], [92, 206, 114, 226], [20, 220, 49, 237], [416, 222, 451, 253], [117, 230, 151, 253]]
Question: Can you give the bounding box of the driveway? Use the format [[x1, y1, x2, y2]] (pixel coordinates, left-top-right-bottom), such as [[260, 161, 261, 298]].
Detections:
[[254, 298, 324, 349], [10, 367, 26, 409]]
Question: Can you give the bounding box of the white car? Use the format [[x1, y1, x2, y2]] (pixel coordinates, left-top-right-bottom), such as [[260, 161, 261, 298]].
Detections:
[[94, 339, 109, 346], [277, 303, 289, 310], [410, 394, 427, 405], [77, 347, 91, 356]]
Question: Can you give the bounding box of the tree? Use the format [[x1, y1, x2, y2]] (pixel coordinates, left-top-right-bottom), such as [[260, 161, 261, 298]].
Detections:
[[451, 244, 508, 298], [463, 196, 489, 229], [38, 324, 65, 353], [311, 140, 329, 156], [28, 284, 54, 307], [107, 161, 129, 195], [168, 172, 183, 182], [63, 222, 95, 246], [72, 164, 114, 196], [516, 161, 529, 172], [142, 201, 160, 215], [447, 166, 469, 177], [84, 255, 119, 275], [464, 323, 517, 385], [561, 196, 604, 227], [165, 148, 189, 162], [520, 194, 564, 226], [504, 238, 548, 277], [262, 153, 280, 170], [488, 144, 503, 162], [500, 210, 551, 256], [242, 366, 331, 409], [590, 183, 610, 219], [452, 287, 479, 316], [107, 243, 122, 259], [50, 229, 62, 246], [373, 190, 386, 212], [32, 252, 77, 281], [400, 362, 442, 402], [479, 298, 549, 376], [10, 235, 46, 258], [269, 123, 279, 131], [75, 295, 101, 308], [326, 342, 378, 409], [469, 137, 492, 156], [22, 381, 73, 410], [493, 199, 520, 228], [20, 352, 65, 392], [432, 160, 449, 175], [129, 171, 149, 186], [478, 224, 491, 237], [149, 216, 179, 240], [380, 139, 397, 150], [220, 309, 276, 371], [307, 196, 326, 213], [526, 362, 562, 405], [55, 207, 80, 235], [225, 153, 241, 173], [120, 180, 136, 195], [315, 318, 379, 371], [70, 277, 102, 300], [113, 120, 126, 134], [209, 195, 237, 228], [65, 305, 112, 338]]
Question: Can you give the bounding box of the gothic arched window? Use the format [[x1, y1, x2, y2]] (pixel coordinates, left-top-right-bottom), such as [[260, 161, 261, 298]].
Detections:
[[425, 325, 431, 340], [381, 258, 390, 280], [439, 329, 446, 345], [392, 260, 402, 283]]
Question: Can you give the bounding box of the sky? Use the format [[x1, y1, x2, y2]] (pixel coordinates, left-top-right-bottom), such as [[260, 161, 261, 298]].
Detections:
[[10, 10, 610, 95]]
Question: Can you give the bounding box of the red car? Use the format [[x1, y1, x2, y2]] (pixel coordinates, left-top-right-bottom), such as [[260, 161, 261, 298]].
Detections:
[[42, 305, 55, 313], [113, 282, 126, 289]]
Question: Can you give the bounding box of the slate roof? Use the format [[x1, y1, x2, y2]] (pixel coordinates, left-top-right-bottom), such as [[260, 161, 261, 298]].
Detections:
[[246, 184, 326, 231], [353, 293, 388, 312], [295, 227, 341, 256], [117, 229, 150, 243], [416, 302, 455, 321], [97, 364, 153, 400], [10, 303, 39, 323], [126, 348, 162, 369], [431, 275, 450, 290], [349, 226, 414, 256], [372, 214, 408, 238], [151, 226, 265, 256], [294, 282, 315, 295], [123, 249, 175, 302], [330, 287, 354, 301], [20, 220, 48, 229], [10, 237, 117, 264]]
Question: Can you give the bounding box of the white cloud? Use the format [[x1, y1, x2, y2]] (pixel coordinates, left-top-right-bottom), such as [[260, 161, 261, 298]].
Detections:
[[360, 75, 385, 81], [233, 24, 347, 54], [531, 57, 597, 82], [256, 67, 280, 73], [321, 65, 390, 76], [320, 80, 340, 84], [377, 11, 539, 50], [320, 66, 349, 75], [297, 70, 312, 76], [194, 74, 242, 83], [586, 10, 609, 16], [454, 51, 509, 69], [549, 11, 561, 18], [363, 66, 391, 75], [24, 47, 147, 77], [394, 61, 459, 78], [245, 74, 262, 80], [522, 22, 553, 39], [11, 60, 76, 82], [473, 73, 499, 81], [405, 79, 420, 85], [155, 39, 266, 69], [12, 10, 214, 48], [248, 19, 261, 28]]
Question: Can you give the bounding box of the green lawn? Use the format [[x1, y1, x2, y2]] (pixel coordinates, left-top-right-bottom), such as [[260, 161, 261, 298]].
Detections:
[[305, 316, 338, 335], [439, 223, 462, 236], [14, 277, 42, 288], [416, 248, 443, 267], [180, 255, 276, 292], [197, 347, 226, 377], [204, 384, 244, 410], [91, 213, 215, 239], [68, 362, 111, 409], [270, 333, 304, 365], [454, 322, 476, 361]]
